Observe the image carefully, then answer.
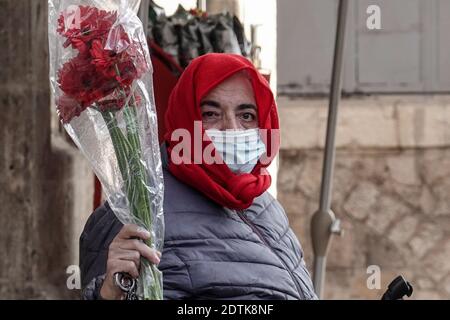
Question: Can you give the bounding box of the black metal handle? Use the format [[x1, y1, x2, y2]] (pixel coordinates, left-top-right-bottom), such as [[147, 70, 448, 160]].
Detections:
[[381, 275, 413, 300]]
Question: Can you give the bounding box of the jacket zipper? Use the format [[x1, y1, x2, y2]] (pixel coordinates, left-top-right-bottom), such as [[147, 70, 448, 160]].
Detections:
[[236, 209, 305, 299]]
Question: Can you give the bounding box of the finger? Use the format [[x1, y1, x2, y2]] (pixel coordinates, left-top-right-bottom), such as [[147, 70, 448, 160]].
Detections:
[[118, 224, 151, 241], [111, 248, 141, 269], [119, 239, 160, 265], [109, 259, 139, 279]]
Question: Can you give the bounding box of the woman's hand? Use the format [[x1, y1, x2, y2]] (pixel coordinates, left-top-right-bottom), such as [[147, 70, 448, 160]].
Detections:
[[100, 224, 161, 300]]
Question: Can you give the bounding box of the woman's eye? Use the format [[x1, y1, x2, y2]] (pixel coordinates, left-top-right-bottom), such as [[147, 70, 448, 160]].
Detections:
[[240, 112, 256, 121], [202, 111, 220, 120]]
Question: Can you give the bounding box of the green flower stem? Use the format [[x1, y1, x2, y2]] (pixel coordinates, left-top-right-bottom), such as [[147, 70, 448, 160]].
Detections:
[[101, 111, 132, 198], [121, 100, 162, 301], [123, 107, 148, 219], [102, 106, 162, 300], [99, 65, 162, 300]]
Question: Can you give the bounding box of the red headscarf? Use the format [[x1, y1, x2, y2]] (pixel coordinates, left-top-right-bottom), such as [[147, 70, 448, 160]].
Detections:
[[164, 53, 280, 210]]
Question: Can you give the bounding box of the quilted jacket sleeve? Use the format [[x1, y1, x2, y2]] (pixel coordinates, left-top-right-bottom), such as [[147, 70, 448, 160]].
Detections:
[[79, 202, 123, 299]]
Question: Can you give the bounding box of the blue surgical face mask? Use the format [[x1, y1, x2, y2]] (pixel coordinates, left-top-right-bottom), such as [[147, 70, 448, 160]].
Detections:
[[206, 128, 266, 174]]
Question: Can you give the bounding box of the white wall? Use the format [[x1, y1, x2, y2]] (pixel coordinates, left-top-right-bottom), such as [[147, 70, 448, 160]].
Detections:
[[277, 0, 450, 94], [153, 0, 198, 15]]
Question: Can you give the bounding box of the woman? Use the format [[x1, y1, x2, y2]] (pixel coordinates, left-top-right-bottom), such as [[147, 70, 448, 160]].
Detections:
[[80, 53, 317, 300]]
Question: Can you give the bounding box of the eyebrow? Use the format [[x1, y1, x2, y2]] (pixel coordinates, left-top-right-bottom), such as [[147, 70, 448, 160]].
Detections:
[[200, 100, 221, 108], [236, 104, 257, 111], [200, 100, 257, 111]]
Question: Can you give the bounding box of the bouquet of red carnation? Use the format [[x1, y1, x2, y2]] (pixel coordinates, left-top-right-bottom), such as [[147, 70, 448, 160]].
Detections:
[[48, 0, 164, 299]]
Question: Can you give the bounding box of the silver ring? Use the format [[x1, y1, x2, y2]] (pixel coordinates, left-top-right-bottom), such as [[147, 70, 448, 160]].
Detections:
[[114, 272, 136, 293]]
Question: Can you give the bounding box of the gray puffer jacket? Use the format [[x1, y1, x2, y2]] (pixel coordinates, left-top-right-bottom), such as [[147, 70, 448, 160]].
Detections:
[[80, 145, 317, 300]]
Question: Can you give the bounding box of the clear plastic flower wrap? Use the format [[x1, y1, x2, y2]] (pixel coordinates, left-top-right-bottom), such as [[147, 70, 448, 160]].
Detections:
[[48, 0, 164, 299]]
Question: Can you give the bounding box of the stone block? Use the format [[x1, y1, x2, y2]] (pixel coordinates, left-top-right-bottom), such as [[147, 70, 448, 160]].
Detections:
[[387, 215, 419, 246], [409, 223, 444, 259], [366, 195, 410, 235], [343, 182, 380, 220]]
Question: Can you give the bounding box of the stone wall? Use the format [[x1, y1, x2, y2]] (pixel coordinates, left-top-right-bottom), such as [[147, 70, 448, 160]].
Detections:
[[0, 0, 93, 299], [277, 96, 450, 299]]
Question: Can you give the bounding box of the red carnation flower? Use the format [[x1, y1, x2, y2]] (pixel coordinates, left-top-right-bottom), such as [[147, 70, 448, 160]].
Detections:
[[96, 86, 127, 111], [90, 39, 148, 85], [55, 5, 148, 123], [57, 6, 117, 54], [56, 95, 86, 124], [57, 54, 116, 107], [115, 60, 141, 86], [90, 39, 118, 69]]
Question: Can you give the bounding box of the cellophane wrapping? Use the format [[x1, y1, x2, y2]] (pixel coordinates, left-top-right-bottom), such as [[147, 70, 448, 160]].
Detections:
[[48, 0, 164, 299]]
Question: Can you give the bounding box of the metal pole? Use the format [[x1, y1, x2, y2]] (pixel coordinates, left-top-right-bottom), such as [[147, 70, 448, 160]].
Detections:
[[311, 0, 348, 299]]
